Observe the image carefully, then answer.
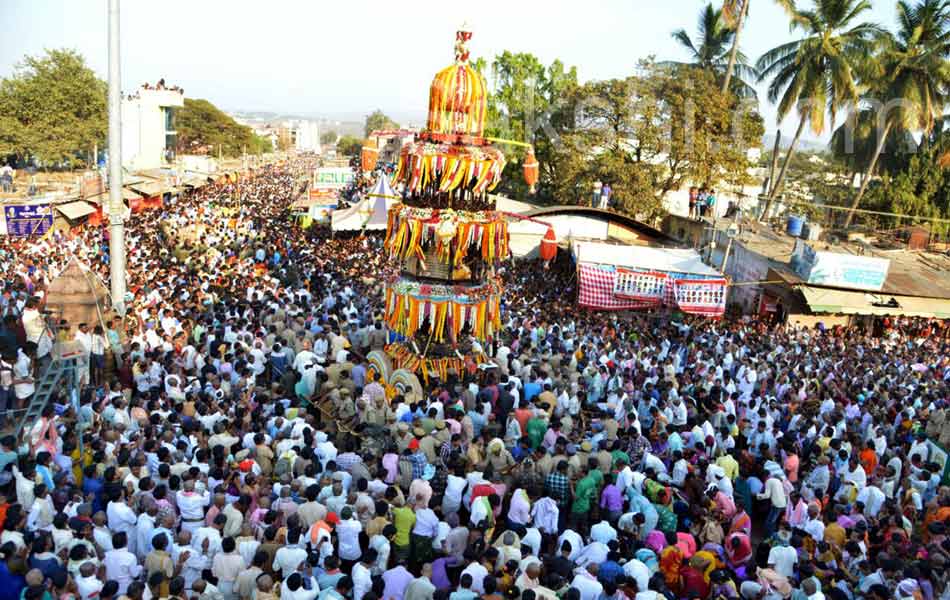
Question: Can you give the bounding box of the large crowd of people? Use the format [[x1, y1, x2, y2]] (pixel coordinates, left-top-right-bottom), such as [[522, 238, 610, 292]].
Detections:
[[0, 158, 948, 600]]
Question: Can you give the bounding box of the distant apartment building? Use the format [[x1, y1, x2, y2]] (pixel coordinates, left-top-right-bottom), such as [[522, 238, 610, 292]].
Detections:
[[295, 120, 320, 153], [121, 83, 184, 170]]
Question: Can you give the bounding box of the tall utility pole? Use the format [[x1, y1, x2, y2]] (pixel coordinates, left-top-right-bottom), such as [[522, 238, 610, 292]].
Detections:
[[107, 0, 126, 315]]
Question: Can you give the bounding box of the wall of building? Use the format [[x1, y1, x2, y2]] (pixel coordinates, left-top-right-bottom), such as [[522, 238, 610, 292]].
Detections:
[[787, 314, 853, 329], [660, 214, 707, 248], [121, 89, 184, 171], [294, 121, 321, 153], [707, 229, 772, 314]]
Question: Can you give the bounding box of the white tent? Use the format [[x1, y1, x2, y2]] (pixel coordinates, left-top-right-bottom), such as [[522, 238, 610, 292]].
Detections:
[[572, 240, 721, 276], [331, 175, 401, 231]]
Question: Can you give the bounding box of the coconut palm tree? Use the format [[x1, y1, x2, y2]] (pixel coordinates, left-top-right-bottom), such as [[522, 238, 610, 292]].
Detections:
[[842, 0, 950, 227], [829, 107, 915, 182], [755, 0, 882, 219], [720, 0, 796, 94], [669, 4, 760, 98]]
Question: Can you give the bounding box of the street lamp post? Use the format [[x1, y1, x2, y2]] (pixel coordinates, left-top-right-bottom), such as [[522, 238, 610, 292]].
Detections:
[[107, 0, 126, 315]]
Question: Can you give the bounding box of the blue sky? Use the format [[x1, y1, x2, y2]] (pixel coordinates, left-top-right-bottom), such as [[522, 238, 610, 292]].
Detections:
[[2, 0, 898, 139]]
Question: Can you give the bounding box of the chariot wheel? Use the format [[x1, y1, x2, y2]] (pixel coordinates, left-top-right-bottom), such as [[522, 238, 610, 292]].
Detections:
[[389, 368, 423, 400], [366, 350, 393, 384]]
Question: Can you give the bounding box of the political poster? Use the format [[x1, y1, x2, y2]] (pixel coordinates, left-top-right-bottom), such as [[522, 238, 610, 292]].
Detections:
[[313, 167, 354, 189], [4, 203, 53, 237]]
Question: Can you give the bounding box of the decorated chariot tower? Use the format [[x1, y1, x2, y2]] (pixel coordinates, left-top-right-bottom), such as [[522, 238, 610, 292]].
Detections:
[[369, 28, 538, 389]]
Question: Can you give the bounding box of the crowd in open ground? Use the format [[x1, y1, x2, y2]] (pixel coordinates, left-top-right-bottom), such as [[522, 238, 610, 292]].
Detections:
[[0, 159, 948, 600]]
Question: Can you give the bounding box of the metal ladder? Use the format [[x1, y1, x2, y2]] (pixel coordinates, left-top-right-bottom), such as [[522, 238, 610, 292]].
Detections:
[[15, 341, 84, 440]]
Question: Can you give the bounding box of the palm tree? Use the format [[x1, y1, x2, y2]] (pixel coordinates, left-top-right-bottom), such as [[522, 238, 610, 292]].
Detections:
[[829, 107, 915, 180], [721, 0, 796, 94], [669, 4, 759, 98], [843, 0, 950, 227], [756, 0, 881, 220]]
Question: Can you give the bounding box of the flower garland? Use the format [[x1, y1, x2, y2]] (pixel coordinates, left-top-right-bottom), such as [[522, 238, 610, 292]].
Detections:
[[386, 276, 502, 300], [390, 141, 506, 194], [385, 205, 509, 265], [384, 284, 503, 343], [385, 342, 486, 384]]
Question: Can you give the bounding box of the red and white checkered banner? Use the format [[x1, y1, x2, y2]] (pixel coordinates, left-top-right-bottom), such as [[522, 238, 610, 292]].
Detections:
[[613, 268, 667, 304], [578, 264, 657, 310], [672, 278, 727, 316]]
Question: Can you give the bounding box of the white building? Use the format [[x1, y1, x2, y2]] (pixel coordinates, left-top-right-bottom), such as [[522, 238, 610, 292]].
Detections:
[[290, 120, 321, 153], [121, 86, 185, 171]]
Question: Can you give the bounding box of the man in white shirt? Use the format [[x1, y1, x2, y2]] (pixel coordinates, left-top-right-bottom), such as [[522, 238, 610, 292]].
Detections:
[[802, 505, 825, 542], [570, 564, 604, 600], [352, 551, 376, 600], [135, 504, 158, 561], [843, 457, 867, 490], [336, 507, 363, 566], [177, 480, 211, 535], [459, 558, 489, 594], [273, 529, 309, 579], [106, 494, 139, 556], [192, 514, 225, 561], [104, 531, 143, 595], [767, 543, 798, 578], [293, 341, 318, 375], [856, 483, 886, 518], [75, 562, 104, 600], [756, 473, 788, 536], [369, 527, 393, 576]]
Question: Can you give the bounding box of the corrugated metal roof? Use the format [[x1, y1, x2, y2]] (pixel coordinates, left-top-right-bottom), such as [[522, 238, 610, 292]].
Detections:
[[725, 221, 950, 300], [800, 285, 950, 318], [878, 251, 950, 299], [128, 180, 167, 197], [55, 201, 97, 220], [86, 188, 143, 204]]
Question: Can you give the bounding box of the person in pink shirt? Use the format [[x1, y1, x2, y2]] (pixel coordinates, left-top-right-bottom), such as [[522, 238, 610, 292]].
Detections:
[[782, 441, 799, 483]]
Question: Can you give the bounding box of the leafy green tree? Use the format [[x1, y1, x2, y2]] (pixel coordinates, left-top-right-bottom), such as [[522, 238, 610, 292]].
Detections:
[[552, 61, 763, 218], [829, 108, 917, 180], [0, 49, 107, 167], [669, 4, 759, 98], [364, 110, 398, 137], [475, 52, 579, 202], [320, 131, 338, 145], [756, 0, 881, 219], [336, 135, 363, 156], [176, 98, 271, 156], [843, 0, 950, 226], [862, 138, 950, 232], [720, 1, 795, 94]]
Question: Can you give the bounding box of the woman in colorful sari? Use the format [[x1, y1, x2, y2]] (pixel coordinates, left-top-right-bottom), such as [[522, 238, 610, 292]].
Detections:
[[645, 530, 667, 555], [29, 405, 59, 458], [634, 548, 659, 576], [679, 554, 710, 599], [692, 546, 723, 583], [658, 539, 684, 596], [729, 506, 752, 537], [724, 531, 752, 577]]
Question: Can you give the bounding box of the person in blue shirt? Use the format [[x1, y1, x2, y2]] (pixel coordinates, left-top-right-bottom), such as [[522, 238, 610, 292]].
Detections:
[[448, 573, 478, 600], [625, 488, 659, 541], [81, 465, 104, 513], [34, 453, 54, 491], [0, 545, 26, 600], [597, 548, 624, 585], [523, 376, 541, 403]]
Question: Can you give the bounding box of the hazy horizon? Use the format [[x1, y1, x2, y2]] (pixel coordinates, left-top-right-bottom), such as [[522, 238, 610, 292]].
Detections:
[[2, 0, 899, 143]]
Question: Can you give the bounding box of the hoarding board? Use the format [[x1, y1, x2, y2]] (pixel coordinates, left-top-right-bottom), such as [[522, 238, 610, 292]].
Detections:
[[792, 239, 890, 292], [313, 167, 354, 189], [4, 203, 53, 237]]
